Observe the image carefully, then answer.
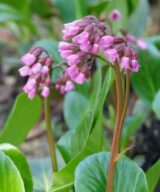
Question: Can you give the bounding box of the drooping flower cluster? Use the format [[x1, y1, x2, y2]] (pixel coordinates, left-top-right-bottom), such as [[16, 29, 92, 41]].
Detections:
[[55, 16, 107, 93], [99, 35, 140, 72], [19, 47, 53, 99], [56, 15, 140, 93]]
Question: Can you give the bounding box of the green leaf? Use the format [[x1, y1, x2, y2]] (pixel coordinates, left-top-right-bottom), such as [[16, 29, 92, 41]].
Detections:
[[127, 0, 149, 37], [88, 0, 109, 16], [0, 151, 25, 192], [132, 43, 160, 103], [0, 93, 41, 146], [51, 68, 114, 192], [152, 90, 160, 119], [64, 91, 88, 130], [146, 159, 160, 192], [75, 152, 149, 192], [52, 0, 76, 22], [121, 114, 144, 150], [74, 0, 88, 18], [0, 3, 22, 23], [0, 143, 33, 192]]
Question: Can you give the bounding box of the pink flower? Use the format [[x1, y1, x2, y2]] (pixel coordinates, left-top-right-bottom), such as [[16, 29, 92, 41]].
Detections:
[[41, 66, 49, 75], [72, 31, 89, 44], [137, 39, 147, 50], [120, 57, 130, 70], [100, 36, 114, 50], [104, 49, 118, 63], [109, 9, 121, 22], [75, 73, 86, 84], [131, 60, 139, 72], [41, 86, 50, 97], [65, 81, 75, 91], [67, 54, 81, 66], [31, 63, 42, 74], [19, 66, 30, 76], [58, 42, 73, 51], [21, 53, 36, 65], [28, 89, 36, 100], [66, 65, 79, 79], [60, 50, 73, 59]]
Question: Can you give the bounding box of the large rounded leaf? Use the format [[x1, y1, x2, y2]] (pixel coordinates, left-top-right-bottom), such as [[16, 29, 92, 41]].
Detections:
[[75, 152, 149, 192], [0, 144, 33, 192], [0, 151, 25, 192]]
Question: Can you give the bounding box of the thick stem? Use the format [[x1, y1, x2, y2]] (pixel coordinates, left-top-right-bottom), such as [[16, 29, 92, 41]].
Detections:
[[106, 64, 123, 192], [44, 95, 58, 172]]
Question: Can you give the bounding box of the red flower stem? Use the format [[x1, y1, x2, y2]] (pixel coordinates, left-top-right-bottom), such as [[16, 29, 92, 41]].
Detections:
[[106, 64, 123, 192], [44, 93, 58, 172]]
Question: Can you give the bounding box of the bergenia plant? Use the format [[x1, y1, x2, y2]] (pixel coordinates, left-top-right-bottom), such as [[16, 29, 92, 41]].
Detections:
[[18, 14, 143, 192]]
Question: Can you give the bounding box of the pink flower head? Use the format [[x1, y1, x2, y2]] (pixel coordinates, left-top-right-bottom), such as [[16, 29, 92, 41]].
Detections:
[[19, 66, 30, 76], [120, 57, 130, 70], [41, 86, 50, 97], [137, 39, 147, 50], [19, 47, 53, 99], [109, 9, 122, 22], [67, 54, 81, 66], [131, 60, 139, 72], [104, 49, 118, 63], [100, 36, 114, 50], [65, 81, 75, 91], [75, 73, 86, 84], [58, 42, 73, 51], [21, 53, 36, 66], [31, 63, 42, 74]]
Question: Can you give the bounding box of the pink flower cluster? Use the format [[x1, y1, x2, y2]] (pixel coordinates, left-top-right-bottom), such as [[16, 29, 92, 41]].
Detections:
[[99, 35, 140, 72], [56, 16, 140, 93], [56, 16, 106, 93], [19, 47, 53, 99]]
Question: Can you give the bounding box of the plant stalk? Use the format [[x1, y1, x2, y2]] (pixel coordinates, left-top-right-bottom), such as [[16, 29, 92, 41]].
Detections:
[[44, 94, 58, 172], [106, 64, 123, 192]]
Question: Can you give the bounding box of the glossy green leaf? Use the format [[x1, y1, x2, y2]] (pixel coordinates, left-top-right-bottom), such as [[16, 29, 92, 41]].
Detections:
[[88, 0, 109, 16], [0, 93, 41, 146], [0, 144, 33, 192], [51, 68, 114, 192], [74, 0, 88, 18], [146, 159, 160, 192], [0, 3, 22, 22], [52, 0, 76, 22], [75, 152, 149, 192], [152, 90, 160, 119], [127, 0, 149, 37], [132, 43, 160, 103], [0, 151, 25, 192], [64, 91, 88, 130]]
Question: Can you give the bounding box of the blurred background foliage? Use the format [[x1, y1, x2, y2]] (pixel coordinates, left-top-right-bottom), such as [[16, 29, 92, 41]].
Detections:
[[0, 0, 160, 191]]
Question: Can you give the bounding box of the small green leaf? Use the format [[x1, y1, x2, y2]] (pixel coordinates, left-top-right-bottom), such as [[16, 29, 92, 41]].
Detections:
[[75, 152, 149, 192], [52, 0, 76, 22], [64, 91, 88, 130], [0, 93, 41, 146], [132, 43, 160, 103], [0, 151, 25, 192], [146, 159, 160, 192], [0, 143, 33, 192], [152, 90, 160, 119]]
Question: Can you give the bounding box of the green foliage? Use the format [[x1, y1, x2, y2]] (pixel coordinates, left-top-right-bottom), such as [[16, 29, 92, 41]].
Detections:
[[52, 0, 76, 22], [50, 67, 114, 192], [0, 93, 41, 146], [127, 0, 149, 37], [132, 42, 160, 103], [0, 144, 33, 192], [64, 91, 88, 130], [146, 159, 160, 192], [0, 151, 25, 192], [152, 90, 160, 119], [75, 152, 149, 192]]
